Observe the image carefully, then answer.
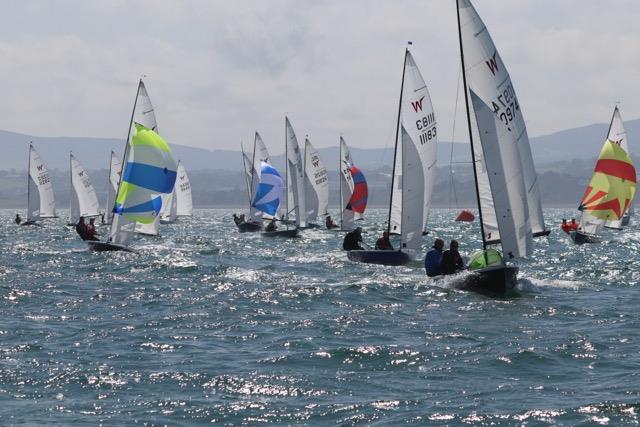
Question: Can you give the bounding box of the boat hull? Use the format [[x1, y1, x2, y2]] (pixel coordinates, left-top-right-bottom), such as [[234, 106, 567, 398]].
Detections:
[[237, 222, 262, 233], [87, 241, 135, 252], [347, 250, 410, 266], [452, 265, 518, 296], [533, 229, 551, 237], [20, 221, 42, 227], [261, 229, 299, 238], [569, 230, 601, 244]]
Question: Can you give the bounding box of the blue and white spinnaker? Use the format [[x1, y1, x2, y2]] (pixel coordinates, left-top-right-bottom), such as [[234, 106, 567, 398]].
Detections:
[[252, 162, 283, 216]]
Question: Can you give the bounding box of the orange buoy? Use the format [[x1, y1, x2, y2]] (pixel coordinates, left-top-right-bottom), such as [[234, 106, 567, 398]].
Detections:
[[455, 209, 475, 222]]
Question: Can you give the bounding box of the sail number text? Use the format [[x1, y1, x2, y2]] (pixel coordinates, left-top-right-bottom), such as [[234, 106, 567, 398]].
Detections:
[[416, 112, 437, 145], [491, 83, 520, 126]]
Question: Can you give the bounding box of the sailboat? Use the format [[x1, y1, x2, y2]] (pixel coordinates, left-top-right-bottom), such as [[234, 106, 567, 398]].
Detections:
[[23, 143, 57, 226], [68, 153, 101, 226], [568, 108, 636, 244], [348, 47, 436, 266], [175, 161, 193, 217], [103, 151, 122, 225], [455, 0, 537, 294], [339, 136, 368, 231], [283, 117, 306, 229], [303, 137, 329, 227], [603, 107, 634, 230], [87, 79, 177, 252], [238, 132, 270, 232], [160, 160, 192, 224], [253, 161, 298, 237]]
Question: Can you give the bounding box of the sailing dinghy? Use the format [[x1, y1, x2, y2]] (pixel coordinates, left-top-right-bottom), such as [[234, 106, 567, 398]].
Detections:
[[283, 117, 306, 230], [88, 79, 177, 252], [303, 137, 329, 228], [238, 132, 272, 232], [252, 161, 298, 237], [175, 161, 193, 217], [348, 47, 436, 266], [23, 143, 57, 226], [568, 107, 636, 244], [339, 137, 368, 231], [453, 0, 537, 294], [68, 153, 101, 226]]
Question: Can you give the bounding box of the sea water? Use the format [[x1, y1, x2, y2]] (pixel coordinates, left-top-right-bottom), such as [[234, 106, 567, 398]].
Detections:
[[1, 208, 639, 425]]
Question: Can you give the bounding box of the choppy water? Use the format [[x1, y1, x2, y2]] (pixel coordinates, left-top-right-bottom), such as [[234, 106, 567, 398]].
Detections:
[[1, 208, 639, 425]]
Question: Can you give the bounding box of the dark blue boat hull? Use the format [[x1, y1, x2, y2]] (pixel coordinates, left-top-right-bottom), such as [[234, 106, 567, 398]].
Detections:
[[347, 250, 410, 266]]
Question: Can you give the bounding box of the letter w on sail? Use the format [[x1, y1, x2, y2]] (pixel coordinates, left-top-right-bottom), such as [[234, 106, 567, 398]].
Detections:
[[411, 96, 425, 113], [486, 51, 499, 75]]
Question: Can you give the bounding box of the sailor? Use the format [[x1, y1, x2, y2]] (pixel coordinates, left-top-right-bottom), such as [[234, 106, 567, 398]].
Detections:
[[265, 218, 277, 232], [375, 230, 393, 250], [342, 227, 364, 251], [87, 218, 98, 239], [424, 238, 445, 277], [233, 214, 242, 226], [325, 215, 338, 229], [440, 240, 465, 275], [75, 217, 88, 240], [14, 213, 21, 225]]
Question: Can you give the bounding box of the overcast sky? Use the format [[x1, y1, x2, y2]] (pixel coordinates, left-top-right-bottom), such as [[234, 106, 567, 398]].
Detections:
[[0, 0, 638, 154]]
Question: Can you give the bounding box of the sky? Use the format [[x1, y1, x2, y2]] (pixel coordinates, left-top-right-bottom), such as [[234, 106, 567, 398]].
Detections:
[[0, 0, 639, 154]]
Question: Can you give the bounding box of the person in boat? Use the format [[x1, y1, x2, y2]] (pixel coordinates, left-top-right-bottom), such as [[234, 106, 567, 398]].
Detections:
[[14, 213, 21, 225], [424, 238, 445, 277], [343, 227, 364, 251], [325, 215, 338, 229], [440, 240, 465, 275], [375, 230, 393, 250], [233, 214, 243, 226], [265, 218, 277, 232], [87, 218, 99, 239]]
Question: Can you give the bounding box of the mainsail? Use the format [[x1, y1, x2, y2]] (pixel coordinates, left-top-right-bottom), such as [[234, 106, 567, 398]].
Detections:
[[104, 151, 122, 225], [27, 144, 56, 222], [285, 117, 307, 227], [160, 186, 178, 223], [241, 145, 262, 223], [578, 138, 636, 235], [389, 48, 435, 238], [603, 107, 633, 229], [109, 123, 177, 246], [69, 153, 100, 225], [304, 137, 329, 222], [252, 162, 283, 216], [458, 0, 532, 258], [174, 161, 193, 217], [401, 50, 438, 234]]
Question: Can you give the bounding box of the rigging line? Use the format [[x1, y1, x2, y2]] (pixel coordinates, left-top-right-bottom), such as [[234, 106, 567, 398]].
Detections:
[[449, 63, 462, 209]]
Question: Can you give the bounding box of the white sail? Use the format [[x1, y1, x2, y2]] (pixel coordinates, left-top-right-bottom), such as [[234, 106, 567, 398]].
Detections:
[[304, 137, 329, 222], [459, 0, 532, 258], [160, 188, 178, 223], [69, 153, 100, 224], [285, 117, 307, 227], [255, 132, 271, 164], [604, 107, 631, 229], [389, 136, 403, 235], [132, 80, 161, 236], [104, 151, 122, 225], [340, 136, 355, 230], [402, 50, 437, 234], [242, 147, 262, 223], [400, 125, 425, 254], [175, 161, 193, 217], [27, 144, 56, 221]]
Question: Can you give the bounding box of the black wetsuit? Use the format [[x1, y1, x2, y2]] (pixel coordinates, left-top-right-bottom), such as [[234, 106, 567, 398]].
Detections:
[[440, 250, 464, 275], [343, 230, 363, 251]]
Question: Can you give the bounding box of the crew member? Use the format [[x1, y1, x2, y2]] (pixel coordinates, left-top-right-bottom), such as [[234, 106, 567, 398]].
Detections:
[[424, 238, 444, 277], [440, 240, 465, 275], [343, 227, 364, 251], [375, 230, 393, 250], [325, 215, 338, 229]]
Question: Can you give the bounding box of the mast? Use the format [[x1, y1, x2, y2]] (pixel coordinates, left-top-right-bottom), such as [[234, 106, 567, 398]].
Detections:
[[69, 152, 73, 223], [339, 137, 343, 228], [27, 142, 32, 221], [386, 48, 409, 235], [106, 150, 113, 223], [110, 79, 143, 236], [456, 0, 487, 250], [285, 117, 289, 222], [606, 106, 617, 140]]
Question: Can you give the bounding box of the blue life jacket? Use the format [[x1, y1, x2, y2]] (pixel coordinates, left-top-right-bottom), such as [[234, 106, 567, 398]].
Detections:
[[424, 248, 443, 276]]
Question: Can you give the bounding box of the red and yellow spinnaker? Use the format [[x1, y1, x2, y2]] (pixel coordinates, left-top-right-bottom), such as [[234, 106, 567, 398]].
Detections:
[[579, 139, 636, 220]]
